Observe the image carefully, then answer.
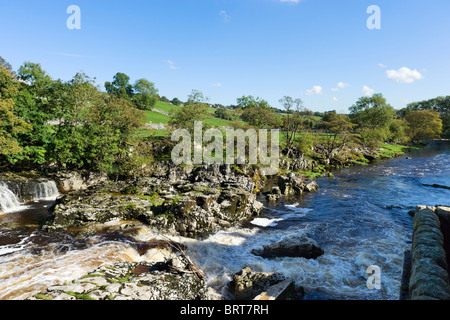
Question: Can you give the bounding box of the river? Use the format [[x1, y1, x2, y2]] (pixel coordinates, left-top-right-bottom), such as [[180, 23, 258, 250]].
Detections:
[[0, 141, 449, 300]]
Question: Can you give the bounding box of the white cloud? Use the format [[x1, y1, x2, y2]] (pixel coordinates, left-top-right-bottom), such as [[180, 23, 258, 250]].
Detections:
[[386, 67, 423, 83], [337, 81, 349, 89], [280, 0, 300, 4], [211, 82, 222, 87], [306, 85, 323, 96], [362, 85, 375, 96], [378, 63, 387, 68], [331, 81, 349, 92], [51, 51, 87, 58], [167, 60, 179, 70], [220, 10, 231, 22], [333, 97, 339, 102]]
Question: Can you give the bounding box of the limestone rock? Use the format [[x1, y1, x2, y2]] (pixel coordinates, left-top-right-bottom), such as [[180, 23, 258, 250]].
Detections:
[[251, 236, 324, 259], [228, 267, 304, 300]]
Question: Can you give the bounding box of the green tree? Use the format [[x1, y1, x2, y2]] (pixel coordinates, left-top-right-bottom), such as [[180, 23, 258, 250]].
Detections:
[[0, 56, 17, 79], [214, 106, 233, 120], [0, 66, 32, 164], [171, 97, 183, 106], [237, 95, 271, 110], [405, 110, 443, 144], [83, 96, 145, 176], [15, 62, 56, 163], [241, 106, 278, 128], [349, 94, 395, 147], [321, 112, 356, 158], [404, 96, 450, 138], [159, 96, 170, 103], [105, 72, 133, 100], [169, 90, 209, 131], [133, 79, 158, 110], [49, 73, 100, 168]]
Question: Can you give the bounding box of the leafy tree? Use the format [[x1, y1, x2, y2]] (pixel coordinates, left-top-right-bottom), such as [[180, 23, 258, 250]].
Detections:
[[133, 78, 158, 110], [169, 89, 209, 131], [49, 73, 100, 168], [237, 95, 271, 110], [105, 72, 133, 100], [321, 112, 356, 157], [0, 66, 32, 164], [83, 96, 145, 176], [214, 106, 233, 120], [0, 56, 17, 79], [159, 96, 170, 103], [279, 96, 303, 156], [241, 106, 278, 128], [387, 118, 408, 144], [15, 62, 56, 163], [171, 97, 183, 106], [405, 110, 442, 144], [349, 94, 395, 147], [403, 96, 450, 138]]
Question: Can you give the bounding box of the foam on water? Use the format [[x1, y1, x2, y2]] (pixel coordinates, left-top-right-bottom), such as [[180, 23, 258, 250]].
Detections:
[[0, 236, 141, 300]]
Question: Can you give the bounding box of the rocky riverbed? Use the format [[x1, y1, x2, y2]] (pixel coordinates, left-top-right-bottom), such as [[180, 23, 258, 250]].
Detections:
[[4, 142, 429, 301], [42, 163, 318, 239], [3, 162, 318, 300]]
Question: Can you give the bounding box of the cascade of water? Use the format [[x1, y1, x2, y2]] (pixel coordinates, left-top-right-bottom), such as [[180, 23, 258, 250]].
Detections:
[[0, 179, 60, 213], [29, 180, 59, 201], [0, 182, 21, 213]]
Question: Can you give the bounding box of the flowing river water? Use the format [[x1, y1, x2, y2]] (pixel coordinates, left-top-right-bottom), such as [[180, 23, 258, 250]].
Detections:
[[0, 141, 449, 300]]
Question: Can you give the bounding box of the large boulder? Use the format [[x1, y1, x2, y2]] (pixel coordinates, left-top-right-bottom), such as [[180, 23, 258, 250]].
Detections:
[[53, 171, 108, 193], [251, 236, 324, 259], [277, 173, 319, 196]]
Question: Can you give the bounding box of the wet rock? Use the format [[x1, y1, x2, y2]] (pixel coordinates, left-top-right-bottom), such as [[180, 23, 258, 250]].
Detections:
[[228, 267, 304, 300], [251, 236, 324, 259], [53, 171, 108, 193], [277, 173, 318, 196], [30, 260, 208, 301]]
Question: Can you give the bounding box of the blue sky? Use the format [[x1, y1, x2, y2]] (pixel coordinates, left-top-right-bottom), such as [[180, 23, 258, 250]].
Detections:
[[1, 0, 449, 112]]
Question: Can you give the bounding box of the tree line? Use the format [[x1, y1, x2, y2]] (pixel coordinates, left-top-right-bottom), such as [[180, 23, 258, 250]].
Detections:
[[0, 60, 150, 177], [1, 56, 447, 176]]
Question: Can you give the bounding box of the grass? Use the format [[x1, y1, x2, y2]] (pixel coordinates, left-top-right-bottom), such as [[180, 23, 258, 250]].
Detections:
[[378, 143, 419, 158], [145, 110, 171, 124], [153, 101, 179, 114]]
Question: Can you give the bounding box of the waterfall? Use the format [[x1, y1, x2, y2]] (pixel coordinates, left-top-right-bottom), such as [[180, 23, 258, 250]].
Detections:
[[0, 182, 21, 213], [27, 180, 60, 201], [0, 179, 60, 213]]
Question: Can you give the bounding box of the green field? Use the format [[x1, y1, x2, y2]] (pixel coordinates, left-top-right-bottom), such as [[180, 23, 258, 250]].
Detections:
[[145, 110, 171, 124]]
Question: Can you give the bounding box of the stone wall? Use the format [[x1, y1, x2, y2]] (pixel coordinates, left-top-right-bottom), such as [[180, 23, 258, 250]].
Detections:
[[401, 205, 450, 300]]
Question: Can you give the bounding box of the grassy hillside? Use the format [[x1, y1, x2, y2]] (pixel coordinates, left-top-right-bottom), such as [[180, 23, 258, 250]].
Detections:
[[138, 101, 242, 138]]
